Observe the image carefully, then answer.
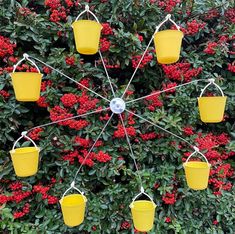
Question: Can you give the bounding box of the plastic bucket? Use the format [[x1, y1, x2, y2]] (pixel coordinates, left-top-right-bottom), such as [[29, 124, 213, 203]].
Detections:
[[183, 162, 210, 190], [72, 20, 102, 55], [10, 72, 42, 101], [10, 147, 39, 177], [130, 200, 156, 232], [198, 96, 227, 123], [154, 30, 183, 64], [60, 194, 87, 227]]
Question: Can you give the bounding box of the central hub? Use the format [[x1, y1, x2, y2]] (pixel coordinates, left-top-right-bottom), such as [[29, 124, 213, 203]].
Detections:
[[110, 98, 126, 114]]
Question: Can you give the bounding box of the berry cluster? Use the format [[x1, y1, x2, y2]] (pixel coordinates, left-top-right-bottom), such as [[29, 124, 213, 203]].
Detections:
[[131, 51, 153, 69], [0, 36, 16, 58], [162, 62, 202, 82]]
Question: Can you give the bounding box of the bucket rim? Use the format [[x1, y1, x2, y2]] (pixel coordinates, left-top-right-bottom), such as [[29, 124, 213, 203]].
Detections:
[[198, 96, 227, 100], [129, 200, 156, 210], [60, 194, 87, 205], [10, 72, 43, 76], [10, 146, 40, 155], [183, 161, 211, 168], [154, 29, 184, 36], [72, 19, 102, 27]]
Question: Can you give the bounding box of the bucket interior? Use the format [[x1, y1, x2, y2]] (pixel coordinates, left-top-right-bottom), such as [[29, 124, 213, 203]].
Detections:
[[61, 194, 86, 207], [10, 147, 39, 155], [184, 162, 210, 169], [132, 200, 155, 211]]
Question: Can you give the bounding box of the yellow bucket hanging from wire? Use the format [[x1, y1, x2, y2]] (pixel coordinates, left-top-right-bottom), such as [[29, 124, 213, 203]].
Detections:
[[183, 148, 211, 190], [10, 72, 42, 101], [72, 20, 102, 55], [198, 79, 227, 123], [153, 14, 183, 64], [10, 54, 42, 101], [154, 30, 183, 64], [130, 188, 156, 232], [72, 6, 102, 55], [10, 133, 40, 177], [60, 183, 87, 227]]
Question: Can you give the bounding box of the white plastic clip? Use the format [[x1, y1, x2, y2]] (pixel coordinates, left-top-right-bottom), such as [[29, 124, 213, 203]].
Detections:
[[193, 146, 199, 152], [85, 5, 89, 11], [21, 131, 28, 136]]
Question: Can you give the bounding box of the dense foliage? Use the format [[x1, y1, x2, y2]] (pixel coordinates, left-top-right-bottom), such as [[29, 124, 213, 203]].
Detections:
[[0, 0, 235, 233]]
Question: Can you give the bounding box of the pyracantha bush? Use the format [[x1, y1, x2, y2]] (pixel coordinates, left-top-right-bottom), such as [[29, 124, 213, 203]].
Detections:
[[0, 0, 235, 233]]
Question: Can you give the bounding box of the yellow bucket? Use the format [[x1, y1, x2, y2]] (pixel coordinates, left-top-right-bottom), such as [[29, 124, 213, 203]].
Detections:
[[184, 162, 210, 190], [72, 20, 102, 55], [60, 194, 87, 227], [10, 147, 39, 177], [198, 96, 227, 123], [130, 200, 156, 232], [10, 72, 42, 101], [154, 30, 184, 64]]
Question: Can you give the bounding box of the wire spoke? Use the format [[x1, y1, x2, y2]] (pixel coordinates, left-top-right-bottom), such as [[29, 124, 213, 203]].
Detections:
[[126, 79, 204, 104], [121, 36, 154, 99], [98, 51, 116, 98], [73, 113, 114, 181], [126, 109, 195, 149], [28, 55, 110, 102], [26, 107, 109, 133], [119, 114, 143, 188]]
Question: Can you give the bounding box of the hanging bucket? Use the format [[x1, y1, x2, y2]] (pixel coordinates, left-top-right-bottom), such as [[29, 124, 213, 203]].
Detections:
[[10, 132, 40, 177], [72, 6, 102, 55], [130, 188, 156, 232], [154, 30, 183, 64], [10, 54, 42, 101], [183, 148, 211, 190], [153, 15, 183, 64], [60, 183, 87, 227], [198, 79, 227, 123]]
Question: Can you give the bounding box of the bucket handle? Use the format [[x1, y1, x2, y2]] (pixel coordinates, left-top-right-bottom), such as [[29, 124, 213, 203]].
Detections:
[[184, 146, 210, 165], [199, 78, 224, 97], [129, 187, 156, 208], [60, 181, 87, 203], [12, 131, 40, 153], [155, 14, 181, 33], [73, 5, 100, 24], [12, 53, 41, 73]]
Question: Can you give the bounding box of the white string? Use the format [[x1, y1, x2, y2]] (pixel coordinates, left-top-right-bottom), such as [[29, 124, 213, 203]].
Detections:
[[12, 131, 39, 152], [26, 107, 109, 133], [126, 109, 195, 149], [60, 181, 87, 202], [98, 50, 116, 97], [121, 36, 155, 99], [126, 79, 203, 104], [199, 78, 224, 97], [155, 14, 181, 32], [119, 114, 143, 188], [130, 186, 156, 207], [73, 113, 114, 181], [27, 55, 110, 102], [74, 5, 100, 23], [13, 53, 41, 73], [185, 148, 210, 165]]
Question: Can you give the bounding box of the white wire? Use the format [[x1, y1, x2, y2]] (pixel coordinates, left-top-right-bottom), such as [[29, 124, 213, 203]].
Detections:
[[126, 109, 195, 149], [121, 36, 154, 99], [98, 50, 116, 97], [73, 113, 114, 181], [126, 79, 204, 104], [119, 114, 143, 188], [27, 55, 110, 102], [26, 108, 109, 133]]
